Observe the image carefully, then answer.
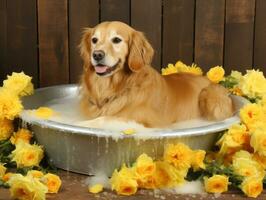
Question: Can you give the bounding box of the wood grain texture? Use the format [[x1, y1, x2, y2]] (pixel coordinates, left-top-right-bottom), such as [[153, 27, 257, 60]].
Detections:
[[254, 0, 266, 73], [100, 0, 130, 23], [38, 0, 69, 87], [69, 0, 99, 83], [162, 0, 195, 67], [4, 0, 38, 86], [194, 0, 225, 72], [224, 0, 255, 72], [131, 0, 162, 70], [0, 0, 7, 83]]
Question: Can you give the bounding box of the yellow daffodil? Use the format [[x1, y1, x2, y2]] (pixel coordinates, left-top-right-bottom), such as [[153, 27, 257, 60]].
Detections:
[[204, 175, 229, 194], [8, 174, 48, 200], [11, 141, 44, 168], [0, 163, 6, 179], [3, 72, 34, 97], [88, 184, 103, 194], [191, 150, 206, 171], [10, 128, 32, 145], [0, 88, 23, 120], [0, 118, 13, 141], [41, 173, 62, 193], [239, 69, 266, 99], [241, 177, 263, 198], [110, 165, 138, 196], [206, 66, 225, 83], [161, 64, 178, 75], [163, 143, 192, 170]]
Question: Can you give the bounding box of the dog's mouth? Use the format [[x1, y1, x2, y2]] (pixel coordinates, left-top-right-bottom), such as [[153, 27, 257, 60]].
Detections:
[[93, 60, 120, 76]]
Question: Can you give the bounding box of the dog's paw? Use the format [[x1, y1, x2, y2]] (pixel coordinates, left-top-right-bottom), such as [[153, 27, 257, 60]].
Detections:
[[199, 84, 234, 121]]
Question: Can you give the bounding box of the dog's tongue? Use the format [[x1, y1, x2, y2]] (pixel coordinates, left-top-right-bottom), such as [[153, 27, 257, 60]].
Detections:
[[95, 66, 108, 73]]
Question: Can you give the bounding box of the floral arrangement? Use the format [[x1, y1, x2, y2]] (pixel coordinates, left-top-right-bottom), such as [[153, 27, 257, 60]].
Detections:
[[0, 72, 61, 200], [1, 63, 266, 199]]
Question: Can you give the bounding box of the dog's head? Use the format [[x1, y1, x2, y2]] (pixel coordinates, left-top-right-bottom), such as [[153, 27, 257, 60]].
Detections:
[[80, 21, 154, 77]]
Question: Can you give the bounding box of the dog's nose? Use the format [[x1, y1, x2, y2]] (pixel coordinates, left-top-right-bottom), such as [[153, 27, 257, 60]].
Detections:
[[93, 50, 105, 61]]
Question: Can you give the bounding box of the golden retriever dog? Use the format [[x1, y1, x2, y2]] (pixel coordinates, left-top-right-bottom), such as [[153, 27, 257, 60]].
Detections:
[[79, 21, 233, 128]]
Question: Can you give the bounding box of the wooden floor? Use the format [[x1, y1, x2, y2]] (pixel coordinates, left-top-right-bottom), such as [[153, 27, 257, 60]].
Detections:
[[0, 170, 265, 200]]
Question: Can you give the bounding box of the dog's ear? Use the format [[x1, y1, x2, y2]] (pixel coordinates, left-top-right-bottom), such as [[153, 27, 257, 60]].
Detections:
[[128, 31, 154, 72], [80, 28, 93, 71]]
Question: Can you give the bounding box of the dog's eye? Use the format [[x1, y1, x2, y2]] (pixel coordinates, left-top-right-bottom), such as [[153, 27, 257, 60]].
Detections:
[[92, 37, 98, 44], [112, 37, 122, 44]]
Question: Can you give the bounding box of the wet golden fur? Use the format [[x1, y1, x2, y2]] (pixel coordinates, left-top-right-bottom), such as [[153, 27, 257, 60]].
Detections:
[[79, 21, 233, 127]]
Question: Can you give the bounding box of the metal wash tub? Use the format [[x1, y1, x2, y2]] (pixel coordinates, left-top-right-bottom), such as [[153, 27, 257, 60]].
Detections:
[[20, 84, 247, 176]]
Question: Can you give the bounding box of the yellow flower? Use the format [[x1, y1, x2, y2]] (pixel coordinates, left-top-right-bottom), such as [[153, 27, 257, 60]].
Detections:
[[88, 184, 103, 194], [10, 128, 32, 145], [153, 161, 186, 188], [27, 170, 44, 179], [3, 72, 34, 97], [34, 107, 55, 119], [230, 70, 243, 82], [250, 128, 266, 157], [217, 124, 249, 155], [11, 141, 44, 168], [134, 154, 156, 189], [0, 118, 13, 141], [240, 103, 264, 129], [191, 150, 206, 171], [110, 165, 138, 196], [204, 175, 229, 194], [41, 173, 62, 193], [8, 174, 48, 200], [0, 163, 6, 179], [253, 153, 266, 169], [239, 69, 266, 98], [122, 128, 136, 135], [241, 177, 263, 198], [175, 61, 188, 71], [179, 63, 203, 75], [0, 88, 23, 120], [206, 66, 225, 83], [161, 63, 178, 75], [232, 151, 265, 178], [2, 172, 15, 182], [163, 143, 192, 170]]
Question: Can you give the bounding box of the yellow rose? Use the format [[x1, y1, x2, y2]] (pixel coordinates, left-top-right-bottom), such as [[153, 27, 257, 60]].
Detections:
[[163, 143, 192, 170], [0, 88, 23, 120], [206, 66, 225, 83], [27, 170, 44, 179], [11, 141, 44, 168], [240, 103, 264, 129], [0, 118, 13, 141], [34, 107, 55, 119], [232, 151, 265, 178], [241, 177, 263, 198], [88, 184, 103, 194], [250, 128, 266, 157], [135, 153, 155, 178], [161, 64, 178, 75], [153, 161, 186, 188], [3, 72, 34, 97], [41, 173, 62, 193], [110, 165, 138, 196], [2, 172, 15, 182], [8, 174, 48, 200], [239, 69, 266, 98], [10, 128, 32, 145], [230, 70, 243, 82], [0, 163, 6, 178], [253, 153, 266, 169], [204, 175, 229, 194], [191, 150, 206, 171]]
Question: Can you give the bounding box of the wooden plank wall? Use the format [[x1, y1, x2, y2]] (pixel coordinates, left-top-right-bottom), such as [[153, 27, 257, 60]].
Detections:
[[0, 0, 266, 87]]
